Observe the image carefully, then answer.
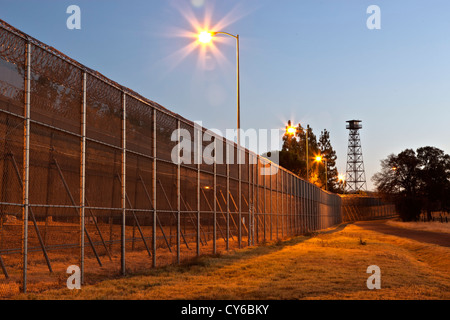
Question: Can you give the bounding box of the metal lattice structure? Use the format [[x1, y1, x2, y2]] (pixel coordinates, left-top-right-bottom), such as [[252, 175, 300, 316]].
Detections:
[[0, 18, 344, 296], [345, 120, 367, 192]]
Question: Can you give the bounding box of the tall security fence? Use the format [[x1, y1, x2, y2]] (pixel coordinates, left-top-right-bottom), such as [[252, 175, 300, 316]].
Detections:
[[341, 195, 397, 222], [0, 19, 342, 295]]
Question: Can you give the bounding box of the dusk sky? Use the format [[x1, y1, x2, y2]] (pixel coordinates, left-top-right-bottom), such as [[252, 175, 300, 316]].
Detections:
[[2, 0, 450, 190]]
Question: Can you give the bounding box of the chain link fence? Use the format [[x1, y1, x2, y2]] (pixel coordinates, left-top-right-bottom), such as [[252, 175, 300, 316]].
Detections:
[[341, 195, 398, 222], [0, 18, 343, 296]]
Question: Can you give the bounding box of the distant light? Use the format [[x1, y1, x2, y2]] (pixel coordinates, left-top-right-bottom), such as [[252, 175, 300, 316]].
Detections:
[[315, 156, 323, 162], [199, 31, 213, 44], [286, 126, 296, 135], [338, 174, 345, 182]]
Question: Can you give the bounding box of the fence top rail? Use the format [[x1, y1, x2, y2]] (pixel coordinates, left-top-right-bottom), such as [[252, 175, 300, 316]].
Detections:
[[0, 18, 339, 199]]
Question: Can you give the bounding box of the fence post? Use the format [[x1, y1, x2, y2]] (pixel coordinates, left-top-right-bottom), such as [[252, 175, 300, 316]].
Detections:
[[213, 136, 217, 254], [197, 127, 201, 256], [177, 119, 181, 264], [22, 41, 31, 293], [226, 142, 230, 251], [276, 166, 279, 240], [280, 170, 284, 238], [80, 71, 87, 283], [269, 163, 272, 241], [255, 157, 259, 244], [121, 92, 127, 275], [248, 152, 251, 246], [152, 109, 157, 267], [238, 145, 242, 248], [263, 160, 266, 242]]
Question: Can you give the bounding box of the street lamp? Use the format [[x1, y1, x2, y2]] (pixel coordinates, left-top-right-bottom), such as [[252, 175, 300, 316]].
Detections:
[[315, 155, 328, 191], [338, 173, 346, 194], [198, 30, 241, 146]]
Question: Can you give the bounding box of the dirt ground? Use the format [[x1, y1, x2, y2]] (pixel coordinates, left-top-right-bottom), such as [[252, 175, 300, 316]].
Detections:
[[8, 219, 450, 300]]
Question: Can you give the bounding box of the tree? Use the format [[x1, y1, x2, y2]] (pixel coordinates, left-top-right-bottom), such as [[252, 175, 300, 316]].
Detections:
[[280, 121, 338, 192], [416, 147, 450, 220], [318, 129, 338, 191], [372, 146, 450, 221]]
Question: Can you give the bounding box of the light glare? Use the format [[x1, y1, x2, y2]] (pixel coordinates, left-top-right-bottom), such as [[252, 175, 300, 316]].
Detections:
[[286, 126, 296, 135], [199, 31, 213, 43]]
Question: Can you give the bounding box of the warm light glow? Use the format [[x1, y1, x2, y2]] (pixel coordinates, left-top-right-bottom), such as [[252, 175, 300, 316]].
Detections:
[[198, 31, 213, 44], [338, 174, 346, 182], [315, 156, 323, 162], [286, 126, 296, 135], [163, 1, 252, 72]]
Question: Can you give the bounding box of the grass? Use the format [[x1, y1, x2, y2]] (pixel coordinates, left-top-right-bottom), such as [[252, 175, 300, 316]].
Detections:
[[386, 219, 450, 234], [12, 222, 450, 300]]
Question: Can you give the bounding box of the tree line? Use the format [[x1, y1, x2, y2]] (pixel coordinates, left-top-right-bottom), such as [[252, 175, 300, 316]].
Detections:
[[372, 146, 450, 221], [278, 120, 340, 192]]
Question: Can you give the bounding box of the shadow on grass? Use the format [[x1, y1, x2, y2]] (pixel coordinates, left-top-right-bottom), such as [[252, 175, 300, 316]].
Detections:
[[317, 222, 352, 235], [133, 223, 350, 278]]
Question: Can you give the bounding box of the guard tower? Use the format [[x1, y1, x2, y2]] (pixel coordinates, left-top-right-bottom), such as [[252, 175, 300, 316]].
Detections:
[[345, 120, 367, 192]]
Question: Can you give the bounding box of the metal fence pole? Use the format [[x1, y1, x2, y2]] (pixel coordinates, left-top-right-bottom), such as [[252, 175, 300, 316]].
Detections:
[[301, 180, 304, 234], [269, 163, 272, 241], [276, 167, 279, 239], [152, 109, 157, 267], [22, 41, 31, 293], [263, 161, 266, 242], [288, 175, 294, 236], [213, 137, 217, 254], [121, 92, 127, 275], [80, 71, 87, 283], [177, 119, 181, 264], [226, 142, 230, 251], [295, 177, 298, 235], [238, 146, 242, 248], [248, 152, 252, 246], [281, 170, 284, 238], [255, 157, 259, 244], [197, 128, 201, 256], [307, 183, 310, 232]]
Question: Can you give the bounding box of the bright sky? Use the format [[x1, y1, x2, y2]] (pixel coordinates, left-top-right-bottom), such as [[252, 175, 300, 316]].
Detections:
[[2, 0, 450, 190]]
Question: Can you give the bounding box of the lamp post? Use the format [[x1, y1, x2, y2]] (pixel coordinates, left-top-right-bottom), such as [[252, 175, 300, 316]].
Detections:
[[199, 31, 241, 146], [315, 155, 328, 191], [338, 174, 346, 194]]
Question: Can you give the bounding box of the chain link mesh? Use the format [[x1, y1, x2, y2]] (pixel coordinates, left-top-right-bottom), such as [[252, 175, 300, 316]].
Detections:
[[0, 18, 394, 297]]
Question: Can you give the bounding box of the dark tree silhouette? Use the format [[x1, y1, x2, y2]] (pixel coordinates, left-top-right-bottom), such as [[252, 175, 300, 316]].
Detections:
[[372, 147, 450, 221], [317, 129, 338, 192]]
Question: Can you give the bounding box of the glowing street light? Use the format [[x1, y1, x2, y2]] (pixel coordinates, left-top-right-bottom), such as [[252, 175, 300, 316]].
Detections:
[[198, 30, 241, 146], [315, 155, 328, 191], [198, 31, 213, 44], [286, 126, 296, 135], [338, 173, 346, 194]]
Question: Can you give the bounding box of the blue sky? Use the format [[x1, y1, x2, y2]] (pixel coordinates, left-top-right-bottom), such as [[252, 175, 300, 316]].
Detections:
[[1, 0, 450, 190]]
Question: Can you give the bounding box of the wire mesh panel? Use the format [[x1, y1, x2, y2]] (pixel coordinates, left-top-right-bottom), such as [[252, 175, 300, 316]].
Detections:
[[0, 19, 353, 296]]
